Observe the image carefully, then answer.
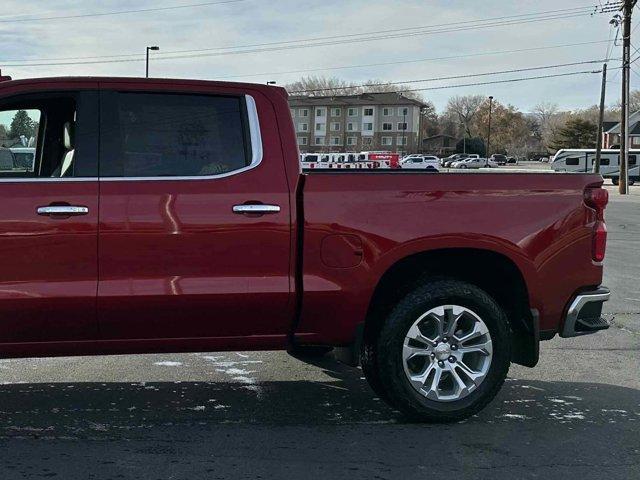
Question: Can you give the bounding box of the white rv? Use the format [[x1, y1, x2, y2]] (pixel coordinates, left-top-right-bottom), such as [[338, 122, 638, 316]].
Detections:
[[551, 149, 639, 185]]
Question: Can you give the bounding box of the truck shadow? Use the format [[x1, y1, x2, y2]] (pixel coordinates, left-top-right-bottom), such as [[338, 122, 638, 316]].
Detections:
[[0, 354, 638, 435]]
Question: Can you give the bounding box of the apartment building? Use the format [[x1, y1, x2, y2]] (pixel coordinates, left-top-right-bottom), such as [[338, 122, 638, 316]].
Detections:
[[288, 92, 426, 153]]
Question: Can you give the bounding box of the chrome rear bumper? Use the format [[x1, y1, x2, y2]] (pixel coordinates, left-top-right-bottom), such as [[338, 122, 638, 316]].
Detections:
[[560, 287, 611, 338]]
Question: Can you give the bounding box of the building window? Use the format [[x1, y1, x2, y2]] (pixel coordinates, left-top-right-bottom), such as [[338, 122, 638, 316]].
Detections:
[[397, 122, 408, 131], [632, 136, 640, 146], [382, 123, 393, 131], [347, 122, 355, 131], [397, 136, 407, 146], [363, 137, 373, 146], [300, 109, 309, 117], [297, 137, 308, 146], [363, 123, 373, 131], [331, 122, 341, 131], [331, 107, 341, 117], [381, 137, 393, 146], [364, 108, 374, 116], [315, 107, 326, 116], [383, 107, 392, 116], [348, 107, 358, 116], [315, 122, 325, 131], [315, 137, 325, 146], [347, 137, 357, 146], [298, 123, 308, 132], [331, 136, 342, 146], [398, 107, 409, 116], [290, 108, 296, 118]]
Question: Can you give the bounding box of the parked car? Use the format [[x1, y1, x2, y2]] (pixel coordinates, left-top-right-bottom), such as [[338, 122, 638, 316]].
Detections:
[[452, 157, 498, 169], [489, 154, 507, 165], [400, 155, 440, 171], [0, 75, 610, 423], [506, 156, 518, 164], [9, 147, 36, 171], [443, 153, 477, 167]]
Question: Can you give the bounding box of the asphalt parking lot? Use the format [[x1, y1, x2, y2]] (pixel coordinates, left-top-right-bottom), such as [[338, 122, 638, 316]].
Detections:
[[0, 182, 638, 480]]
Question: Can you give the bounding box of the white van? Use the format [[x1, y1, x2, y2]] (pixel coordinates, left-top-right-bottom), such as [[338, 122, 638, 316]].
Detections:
[[400, 155, 440, 171], [551, 149, 639, 185]]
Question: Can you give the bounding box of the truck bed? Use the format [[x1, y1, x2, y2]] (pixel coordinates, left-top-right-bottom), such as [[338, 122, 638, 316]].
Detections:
[[296, 171, 604, 344]]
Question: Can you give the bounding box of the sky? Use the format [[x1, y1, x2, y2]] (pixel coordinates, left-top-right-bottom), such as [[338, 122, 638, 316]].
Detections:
[[0, 0, 632, 113]]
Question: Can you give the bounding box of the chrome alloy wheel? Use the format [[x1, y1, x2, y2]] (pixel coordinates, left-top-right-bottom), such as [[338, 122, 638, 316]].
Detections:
[[402, 305, 493, 402]]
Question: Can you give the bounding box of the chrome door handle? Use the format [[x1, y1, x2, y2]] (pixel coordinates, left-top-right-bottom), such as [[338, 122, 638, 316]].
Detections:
[[37, 205, 89, 216], [232, 204, 281, 214]]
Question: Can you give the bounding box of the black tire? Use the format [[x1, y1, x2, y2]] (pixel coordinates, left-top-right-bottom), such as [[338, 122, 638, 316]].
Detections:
[[612, 177, 619, 186], [361, 338, 399, 407], [369, 279, 511, 423], [287, 345, 333, 358], [630, 179, 636, 186]]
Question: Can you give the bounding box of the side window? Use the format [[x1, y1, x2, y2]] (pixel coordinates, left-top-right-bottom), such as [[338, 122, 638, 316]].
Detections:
[[565, 157, 580, 166], [629, 155, 637, 166], [0, 93, 97, 179], [0, 109, 40, 175], [101, 92, 252, 177]]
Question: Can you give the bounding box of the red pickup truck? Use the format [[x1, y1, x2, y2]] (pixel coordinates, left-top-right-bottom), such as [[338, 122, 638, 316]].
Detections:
[[0, 77, 610, 422]]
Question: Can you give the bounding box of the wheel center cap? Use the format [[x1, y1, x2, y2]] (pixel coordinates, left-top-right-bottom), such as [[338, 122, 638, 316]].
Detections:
[[434, 343, 451, 361]]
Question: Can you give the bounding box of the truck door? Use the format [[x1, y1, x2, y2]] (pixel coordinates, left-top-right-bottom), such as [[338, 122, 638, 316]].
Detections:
[[0, 90, 99, 343], [97, 87, 292, 340]]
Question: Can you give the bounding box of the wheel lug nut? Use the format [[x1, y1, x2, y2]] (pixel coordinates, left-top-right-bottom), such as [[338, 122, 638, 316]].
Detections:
[[442, 337, 449, 343], [451, 344, 458, 351], [431, 353, 436, 358], [438, 360, 445, 367], [448, 356, 456, 363]]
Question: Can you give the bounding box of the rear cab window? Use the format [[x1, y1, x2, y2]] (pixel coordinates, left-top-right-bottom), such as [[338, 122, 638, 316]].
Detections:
[[100, 91, 254, 178]]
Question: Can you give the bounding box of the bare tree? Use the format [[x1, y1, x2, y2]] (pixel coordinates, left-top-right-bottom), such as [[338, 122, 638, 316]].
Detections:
[[444, 95, 484, 137], [532, 102, 559, 127], [285, 75, 425, 101]]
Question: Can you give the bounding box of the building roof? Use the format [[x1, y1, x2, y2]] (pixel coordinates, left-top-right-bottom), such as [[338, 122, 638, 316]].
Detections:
[[423, 134, 458, 141], [602, 121, 618, 132], [605, 111, 640, 134], [289, 92, 426, 107]]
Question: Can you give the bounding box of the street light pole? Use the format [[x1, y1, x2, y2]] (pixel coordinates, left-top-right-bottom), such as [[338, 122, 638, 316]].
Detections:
[[146, 46, 159, 78], [487, 96, 494, 158]]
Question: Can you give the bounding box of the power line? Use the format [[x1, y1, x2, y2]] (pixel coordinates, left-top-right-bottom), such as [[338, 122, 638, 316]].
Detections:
[[397, 70, 604, 94], [3, 39, 612, 76], [288, 59, 614, 94], [0, 0, 247, 23], [215, 40, 613, 79], [2, 6, 613, 66]]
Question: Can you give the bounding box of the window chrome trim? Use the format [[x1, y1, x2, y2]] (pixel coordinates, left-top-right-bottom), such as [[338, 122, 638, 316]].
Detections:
[[0, 94, 263, 183]]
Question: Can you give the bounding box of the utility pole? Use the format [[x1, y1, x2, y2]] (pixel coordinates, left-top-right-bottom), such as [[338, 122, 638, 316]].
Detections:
[[619, 0, 636, 194], [487, 96, 494, 158], [595, 63, 608, 173]]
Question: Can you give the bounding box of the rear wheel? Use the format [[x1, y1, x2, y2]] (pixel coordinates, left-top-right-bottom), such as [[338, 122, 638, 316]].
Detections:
[[612, 177, 619, 186], [364, 279, 511, 422]]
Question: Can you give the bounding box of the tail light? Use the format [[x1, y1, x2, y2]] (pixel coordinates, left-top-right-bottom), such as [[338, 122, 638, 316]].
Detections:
[[593, 222, 607, 262], [584, 186, 609, 262]]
